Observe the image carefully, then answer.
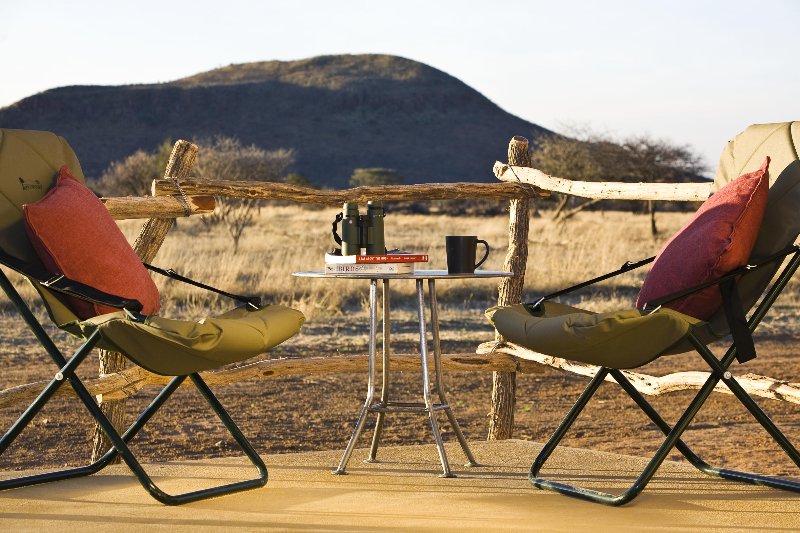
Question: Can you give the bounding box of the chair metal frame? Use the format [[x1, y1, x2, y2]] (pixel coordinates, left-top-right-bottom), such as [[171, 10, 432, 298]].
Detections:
[[0, 267, 268, 505], [528, 245, 800, 505]]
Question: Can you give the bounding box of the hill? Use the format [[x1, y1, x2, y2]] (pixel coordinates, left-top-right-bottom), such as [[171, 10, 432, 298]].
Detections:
[[0, 54, 550, 187]]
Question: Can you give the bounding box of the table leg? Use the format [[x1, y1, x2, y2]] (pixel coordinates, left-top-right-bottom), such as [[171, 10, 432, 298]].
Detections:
[[417, 279, 454, 478], [333, 278, 379, 475], [428, 279, 479, 467], [367, 279, 391, 462]]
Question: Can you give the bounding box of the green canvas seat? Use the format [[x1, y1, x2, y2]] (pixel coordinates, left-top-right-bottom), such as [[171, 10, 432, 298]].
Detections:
[[488, 121, 800, 506], [0, 128, 305, 505], [486, 302, 702, 369], [73, 306, 303, 375]]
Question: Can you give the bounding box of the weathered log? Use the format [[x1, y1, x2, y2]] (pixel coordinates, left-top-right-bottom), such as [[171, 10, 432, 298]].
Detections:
[[91, 140, 199, 462], [6, 344, 798, 408], [153, 178, 548, 204], [0, 353, 530, 408], [477, 341, 800, 405], [102, 195, 215, 220], [488, 136, 532, 440], [494, 162, 713, 202]]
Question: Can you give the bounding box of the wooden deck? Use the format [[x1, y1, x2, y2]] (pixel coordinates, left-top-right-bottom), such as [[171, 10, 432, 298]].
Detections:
[[1, 440, 799, 531]]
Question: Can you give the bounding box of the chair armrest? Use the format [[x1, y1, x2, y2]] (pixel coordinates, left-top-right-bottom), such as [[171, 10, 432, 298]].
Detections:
[[40, 274, 145, 315], [524, 256, 654, 312], [143, 262, 261, 310], [0, 248, 144, 314]]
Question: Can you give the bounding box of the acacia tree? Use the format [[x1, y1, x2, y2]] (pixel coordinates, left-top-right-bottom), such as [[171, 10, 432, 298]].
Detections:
[[530, 131, 706, 235], [194, 137, 294, 253], [620, 136, 706, 235], [530, 135, 604, 219]]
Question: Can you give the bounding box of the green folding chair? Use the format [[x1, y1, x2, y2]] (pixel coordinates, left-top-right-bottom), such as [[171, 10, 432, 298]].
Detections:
[[487, 121, 800, 505], [0, 128, 305, 504]]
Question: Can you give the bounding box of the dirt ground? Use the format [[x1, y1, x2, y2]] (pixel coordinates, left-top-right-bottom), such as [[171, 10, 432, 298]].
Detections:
[[1, 302, 799, 480]]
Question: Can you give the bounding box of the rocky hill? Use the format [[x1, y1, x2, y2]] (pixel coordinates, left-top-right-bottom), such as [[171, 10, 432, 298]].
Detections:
[[0, 54, 550, 187]]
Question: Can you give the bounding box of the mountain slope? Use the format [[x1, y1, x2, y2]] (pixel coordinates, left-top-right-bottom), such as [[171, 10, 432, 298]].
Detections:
[[0, 54, 549, 186]]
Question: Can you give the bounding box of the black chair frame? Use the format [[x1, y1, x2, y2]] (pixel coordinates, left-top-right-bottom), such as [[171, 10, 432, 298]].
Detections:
[[528, 245, 800, 505], [0, 266, 268, 505]]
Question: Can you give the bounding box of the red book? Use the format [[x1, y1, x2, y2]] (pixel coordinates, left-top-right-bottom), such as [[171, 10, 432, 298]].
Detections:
[[325, 252, 429, 264]]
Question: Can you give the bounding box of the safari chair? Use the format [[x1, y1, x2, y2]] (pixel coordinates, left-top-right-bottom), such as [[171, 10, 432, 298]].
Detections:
[[487, 121, 800, 505], [0, 129, 305, 505]]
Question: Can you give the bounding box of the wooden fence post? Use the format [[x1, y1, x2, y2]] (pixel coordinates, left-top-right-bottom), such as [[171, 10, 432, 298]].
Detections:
[[90, 140, 199, 461], [487, 136, 531, 440]]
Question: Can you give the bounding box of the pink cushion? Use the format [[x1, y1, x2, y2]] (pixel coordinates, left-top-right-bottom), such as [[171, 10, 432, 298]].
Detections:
[[636, 157, 770, 320], [23, 166, 160, 319]]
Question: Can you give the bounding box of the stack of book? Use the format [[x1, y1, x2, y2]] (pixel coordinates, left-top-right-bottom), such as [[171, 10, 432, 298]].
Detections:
[[324, 252, 429, 274]]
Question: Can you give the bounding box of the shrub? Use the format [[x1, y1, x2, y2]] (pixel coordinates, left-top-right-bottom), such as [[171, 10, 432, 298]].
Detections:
[[194, 136, 294, 253]]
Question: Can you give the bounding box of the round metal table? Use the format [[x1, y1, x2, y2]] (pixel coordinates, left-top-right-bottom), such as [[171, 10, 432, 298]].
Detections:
[[293, 269, 512, 477]]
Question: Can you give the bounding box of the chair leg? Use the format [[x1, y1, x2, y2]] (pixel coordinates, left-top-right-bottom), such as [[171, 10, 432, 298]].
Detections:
[[0, 331, 111, 490], [70, 373, 267, 505], [530, 351, 750, 505], [1, 343, 267, 505], [531, 346, 800, 507], [613, 366, 800, 494], [685, 341, 800, 492]]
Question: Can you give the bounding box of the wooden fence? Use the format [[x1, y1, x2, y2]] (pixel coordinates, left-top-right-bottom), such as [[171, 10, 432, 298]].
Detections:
[[1, 136, 798, 454]]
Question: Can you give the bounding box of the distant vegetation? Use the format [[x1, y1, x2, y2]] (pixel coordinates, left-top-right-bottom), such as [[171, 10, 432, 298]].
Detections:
[[530, 129, 706, 235], [95, 139, 173, 197], [97, 136, 294, 253], [349, 167, 404, 187]]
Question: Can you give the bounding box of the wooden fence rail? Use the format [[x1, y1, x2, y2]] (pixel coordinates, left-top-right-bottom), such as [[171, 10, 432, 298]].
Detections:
[[478, 341, 800, 405], [102, 195, 214, 220], [152, 178, 547, 204], [0, 352, 543, 409], [494, 162, 713, 202]]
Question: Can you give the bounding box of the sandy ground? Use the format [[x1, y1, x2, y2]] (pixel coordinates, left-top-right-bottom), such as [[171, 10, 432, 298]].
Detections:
[[3, 440, 800, 532]]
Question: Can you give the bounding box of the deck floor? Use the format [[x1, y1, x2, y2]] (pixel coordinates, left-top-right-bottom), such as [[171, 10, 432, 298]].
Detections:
[[1, 440, 799, 531]]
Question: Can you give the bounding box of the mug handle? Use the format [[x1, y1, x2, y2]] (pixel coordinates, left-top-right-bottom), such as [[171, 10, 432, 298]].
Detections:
[[475, 239, 490, 270]]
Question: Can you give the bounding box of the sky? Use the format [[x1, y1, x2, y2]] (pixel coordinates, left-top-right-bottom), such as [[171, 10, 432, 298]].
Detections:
[[1, 0, 798, 174]]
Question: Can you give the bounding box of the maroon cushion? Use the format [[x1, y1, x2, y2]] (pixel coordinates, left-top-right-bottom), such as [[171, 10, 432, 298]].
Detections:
[[23, 165, 160, 319], [636, 157, 770, 320]]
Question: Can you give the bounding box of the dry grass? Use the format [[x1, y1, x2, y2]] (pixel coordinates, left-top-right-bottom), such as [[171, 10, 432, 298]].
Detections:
[[6, 204, 799, 347], [125, 205, 676, 322]]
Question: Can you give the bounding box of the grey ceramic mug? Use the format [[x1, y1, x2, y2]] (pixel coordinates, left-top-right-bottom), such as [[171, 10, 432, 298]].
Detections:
[[445, 236, 489, 274]]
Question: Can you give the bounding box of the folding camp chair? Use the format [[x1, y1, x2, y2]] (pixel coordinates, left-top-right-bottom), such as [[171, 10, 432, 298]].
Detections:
[[487, 121, 800, 506], [0, 129, 305, 505]]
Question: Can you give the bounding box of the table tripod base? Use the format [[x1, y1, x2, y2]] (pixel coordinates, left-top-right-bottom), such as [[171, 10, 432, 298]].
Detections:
[[333, 277, 478, 478]]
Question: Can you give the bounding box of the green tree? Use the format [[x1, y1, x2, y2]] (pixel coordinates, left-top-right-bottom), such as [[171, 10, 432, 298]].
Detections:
[[95, 140, 173, 196], [194, 136, 294, 253], [349, 167, 404, 187], [285, 172, 318, 188]]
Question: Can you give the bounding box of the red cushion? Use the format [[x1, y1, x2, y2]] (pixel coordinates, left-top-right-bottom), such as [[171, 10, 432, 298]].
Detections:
[[23, 165, 160, 319], [636, 157, 770, 320]]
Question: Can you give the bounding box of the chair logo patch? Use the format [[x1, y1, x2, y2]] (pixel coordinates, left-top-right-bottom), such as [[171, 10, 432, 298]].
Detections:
[[18, 177, 42, 191]]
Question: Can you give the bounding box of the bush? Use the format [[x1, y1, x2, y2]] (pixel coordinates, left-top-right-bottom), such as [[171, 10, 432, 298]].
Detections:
[[95, 140, 173, 196], [194, 136, 294, 253], [349, 167, 404, 187]]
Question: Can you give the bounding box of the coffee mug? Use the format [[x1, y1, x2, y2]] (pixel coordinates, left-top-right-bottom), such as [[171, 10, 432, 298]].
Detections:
[[445, 236, 490, 274]]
